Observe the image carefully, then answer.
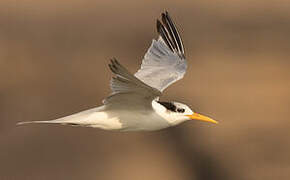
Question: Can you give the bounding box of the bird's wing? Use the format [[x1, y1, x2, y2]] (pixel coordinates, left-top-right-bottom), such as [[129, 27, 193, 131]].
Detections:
[[103, 58, 161, 105], [134, 11, 187, 92]]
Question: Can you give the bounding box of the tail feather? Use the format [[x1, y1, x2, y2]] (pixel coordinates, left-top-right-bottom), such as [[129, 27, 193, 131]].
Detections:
[[16, 120, 83, 126], [16, 106, 105, 127]]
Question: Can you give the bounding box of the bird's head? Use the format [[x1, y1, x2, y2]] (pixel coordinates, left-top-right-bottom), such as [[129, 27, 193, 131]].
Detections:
[[154, 101, 218, 126]]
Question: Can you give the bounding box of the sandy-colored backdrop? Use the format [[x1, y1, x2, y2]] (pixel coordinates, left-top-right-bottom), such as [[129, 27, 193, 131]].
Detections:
[[0, 1, 290, 180]]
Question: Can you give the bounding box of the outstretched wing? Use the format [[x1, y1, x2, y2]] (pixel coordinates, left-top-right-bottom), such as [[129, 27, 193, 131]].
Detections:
[[135, 11, 187, 92], [103, 58, 161, 105]]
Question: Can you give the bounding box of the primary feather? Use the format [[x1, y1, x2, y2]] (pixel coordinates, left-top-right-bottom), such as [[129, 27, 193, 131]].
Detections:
[[135, 11, 187, 92]]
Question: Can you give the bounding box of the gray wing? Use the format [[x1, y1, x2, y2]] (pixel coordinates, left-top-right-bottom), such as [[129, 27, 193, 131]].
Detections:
[[134, 11, 187, 92], [103, 58, 161, 105]]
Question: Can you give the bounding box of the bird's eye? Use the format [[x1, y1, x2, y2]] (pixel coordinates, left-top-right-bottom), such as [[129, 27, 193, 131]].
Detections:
[[177, 108, 185, 113]]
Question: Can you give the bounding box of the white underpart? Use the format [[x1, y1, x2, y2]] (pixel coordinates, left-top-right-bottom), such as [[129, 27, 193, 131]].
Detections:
[[18, 102, 173, 131], [17, 106, 122, 130], [102, 101, 172, 131]]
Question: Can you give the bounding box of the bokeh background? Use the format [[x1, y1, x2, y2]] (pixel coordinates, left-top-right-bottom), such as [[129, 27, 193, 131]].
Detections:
[[1, 0, 290, 179]]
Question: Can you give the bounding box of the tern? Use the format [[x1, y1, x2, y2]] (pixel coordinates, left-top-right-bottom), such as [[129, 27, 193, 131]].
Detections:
[[18, 11, 218, 131]]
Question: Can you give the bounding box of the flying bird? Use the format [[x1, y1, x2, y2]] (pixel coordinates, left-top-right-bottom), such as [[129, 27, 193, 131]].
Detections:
[[18, 11, 217, 131]]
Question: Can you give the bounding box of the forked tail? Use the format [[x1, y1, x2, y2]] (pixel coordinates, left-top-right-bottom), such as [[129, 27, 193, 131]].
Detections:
[[16, 120, 82, 126], [16, 106, 106, 127]]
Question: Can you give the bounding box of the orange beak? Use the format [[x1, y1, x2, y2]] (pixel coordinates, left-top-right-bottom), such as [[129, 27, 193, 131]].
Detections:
[[186, 113, 218, 124]]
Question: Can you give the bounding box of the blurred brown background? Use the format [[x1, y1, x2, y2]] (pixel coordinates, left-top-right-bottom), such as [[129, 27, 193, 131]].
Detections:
[[0, 0, 290, 180]]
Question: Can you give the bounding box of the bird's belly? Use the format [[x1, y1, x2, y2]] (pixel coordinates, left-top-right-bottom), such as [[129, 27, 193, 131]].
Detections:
[[112, 110, 170, 131]]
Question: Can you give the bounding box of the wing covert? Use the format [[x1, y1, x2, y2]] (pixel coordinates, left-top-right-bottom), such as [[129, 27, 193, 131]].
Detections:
[[103, 58, 161, 104]]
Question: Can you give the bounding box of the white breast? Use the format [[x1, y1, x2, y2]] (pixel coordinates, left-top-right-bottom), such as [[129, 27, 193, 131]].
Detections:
[[103, 110, 170, 131], [59, 101, 172, 131]]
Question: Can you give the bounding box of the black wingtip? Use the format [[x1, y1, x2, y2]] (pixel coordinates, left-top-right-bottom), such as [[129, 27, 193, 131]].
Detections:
[[157, 11, 185, 58], [161, 13, 167, 25], [109, 57, 118, 73], [156, 19, 162, 33], [163, 10, 169, 16], [156, 19, 174, 52]]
